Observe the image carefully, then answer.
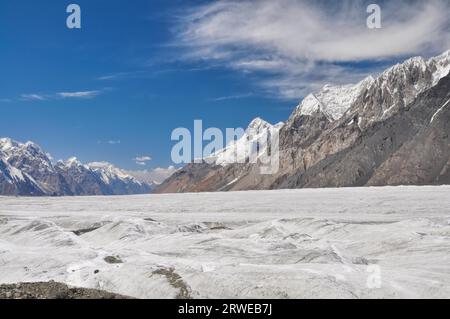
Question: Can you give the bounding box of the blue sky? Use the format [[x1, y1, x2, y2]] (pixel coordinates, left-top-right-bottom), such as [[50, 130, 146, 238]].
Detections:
[[0, 0, 298, 170], [1, 0, 449, 171]]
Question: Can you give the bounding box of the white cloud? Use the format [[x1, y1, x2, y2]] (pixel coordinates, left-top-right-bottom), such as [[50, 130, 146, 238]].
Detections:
[[98, 140, 121, 145], [15, 90, 103, 102], [133, 156, 152, 166], [97, 71, 148, 81], [20, 94, 47, 101], [57, 90, 101, 99], [126, 166, 178, 184], [97, 73, 128, 81], [175, 0, 450, 99], [211, 93, 253, 102]]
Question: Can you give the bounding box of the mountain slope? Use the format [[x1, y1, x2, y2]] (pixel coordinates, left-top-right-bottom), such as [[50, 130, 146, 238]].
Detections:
[[157, 51, 450, 193], [277, 73, 450, 188], [0, 138, 69, 195], [367, 92, 450, 186], [0, 158, 44, 196], [156, 118, 284, 193]]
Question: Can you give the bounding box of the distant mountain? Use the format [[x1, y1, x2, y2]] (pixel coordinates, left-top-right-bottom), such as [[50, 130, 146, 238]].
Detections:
[[156, 50, 450, 193], [0, 139, 153, 196]]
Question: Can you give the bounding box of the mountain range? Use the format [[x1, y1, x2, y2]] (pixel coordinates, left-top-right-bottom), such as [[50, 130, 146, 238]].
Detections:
[[2, 51, 449, 196], [0, 138, 153, 196], [156, 50, 450, 193]]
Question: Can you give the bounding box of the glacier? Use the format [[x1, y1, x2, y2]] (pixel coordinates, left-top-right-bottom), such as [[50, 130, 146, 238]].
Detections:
[[0, 186, 449, 299]]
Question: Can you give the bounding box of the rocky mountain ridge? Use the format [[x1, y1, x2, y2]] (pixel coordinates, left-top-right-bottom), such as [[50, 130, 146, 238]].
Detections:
[[0, 138, 152, 196], [156, 50, 450, 193]]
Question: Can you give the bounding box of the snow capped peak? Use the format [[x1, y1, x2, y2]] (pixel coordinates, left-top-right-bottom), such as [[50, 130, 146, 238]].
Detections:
[[378, 51, 449, 86], [406, 56, 426, 65], [0, 137, 19, 151], [23, 141, 45, 156], [295, 93, 322, 117], [367, 51, 450, 116], [247, 117, 271, 131], [0, 138, 43, 153], [0, 138, 48, 160], [88, 161, 127, 175], [0, 137, 152, 196], [294, 75, 374, 122], [87, 161, 141, 185], [289, 50, 450, 128], [65, 157, 83, 167], [428, 50, 450, 86], [24, 140, 40, 149], [0, 137, 53, 172], [210, 117, 281, 167], [361, 75, 375, 86], [56, 156, 87, 171], [431, 49, 450, 61], [0, 137, 13, 144], [380, 56, 427, 80]]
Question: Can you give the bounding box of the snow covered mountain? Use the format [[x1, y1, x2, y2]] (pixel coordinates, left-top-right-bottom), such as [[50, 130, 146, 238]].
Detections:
[[289, 50, 450, 127], [0, 138, 153, 196], [157, 50, 450, 193], [208, 117, 284, 167], [0, 157, 44, 196], [348, 50, 450, 129], [291, 75, 375, 122], [87, 161, 153, 195]]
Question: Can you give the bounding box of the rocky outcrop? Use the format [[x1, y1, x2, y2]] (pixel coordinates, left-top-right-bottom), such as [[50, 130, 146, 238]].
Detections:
[[0, 282, 131, 299]]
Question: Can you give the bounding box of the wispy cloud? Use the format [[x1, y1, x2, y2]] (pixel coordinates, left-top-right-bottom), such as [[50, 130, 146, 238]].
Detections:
[[174, 0, 450, 99], [133, 156, 152, 166], [11, 89, 104, 103], [98, 140, 121, 145], [211, 93, 253, 102], [57, 90, 101, 99], [97, 71, 148, 81], [20, 94, 47, 101]]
